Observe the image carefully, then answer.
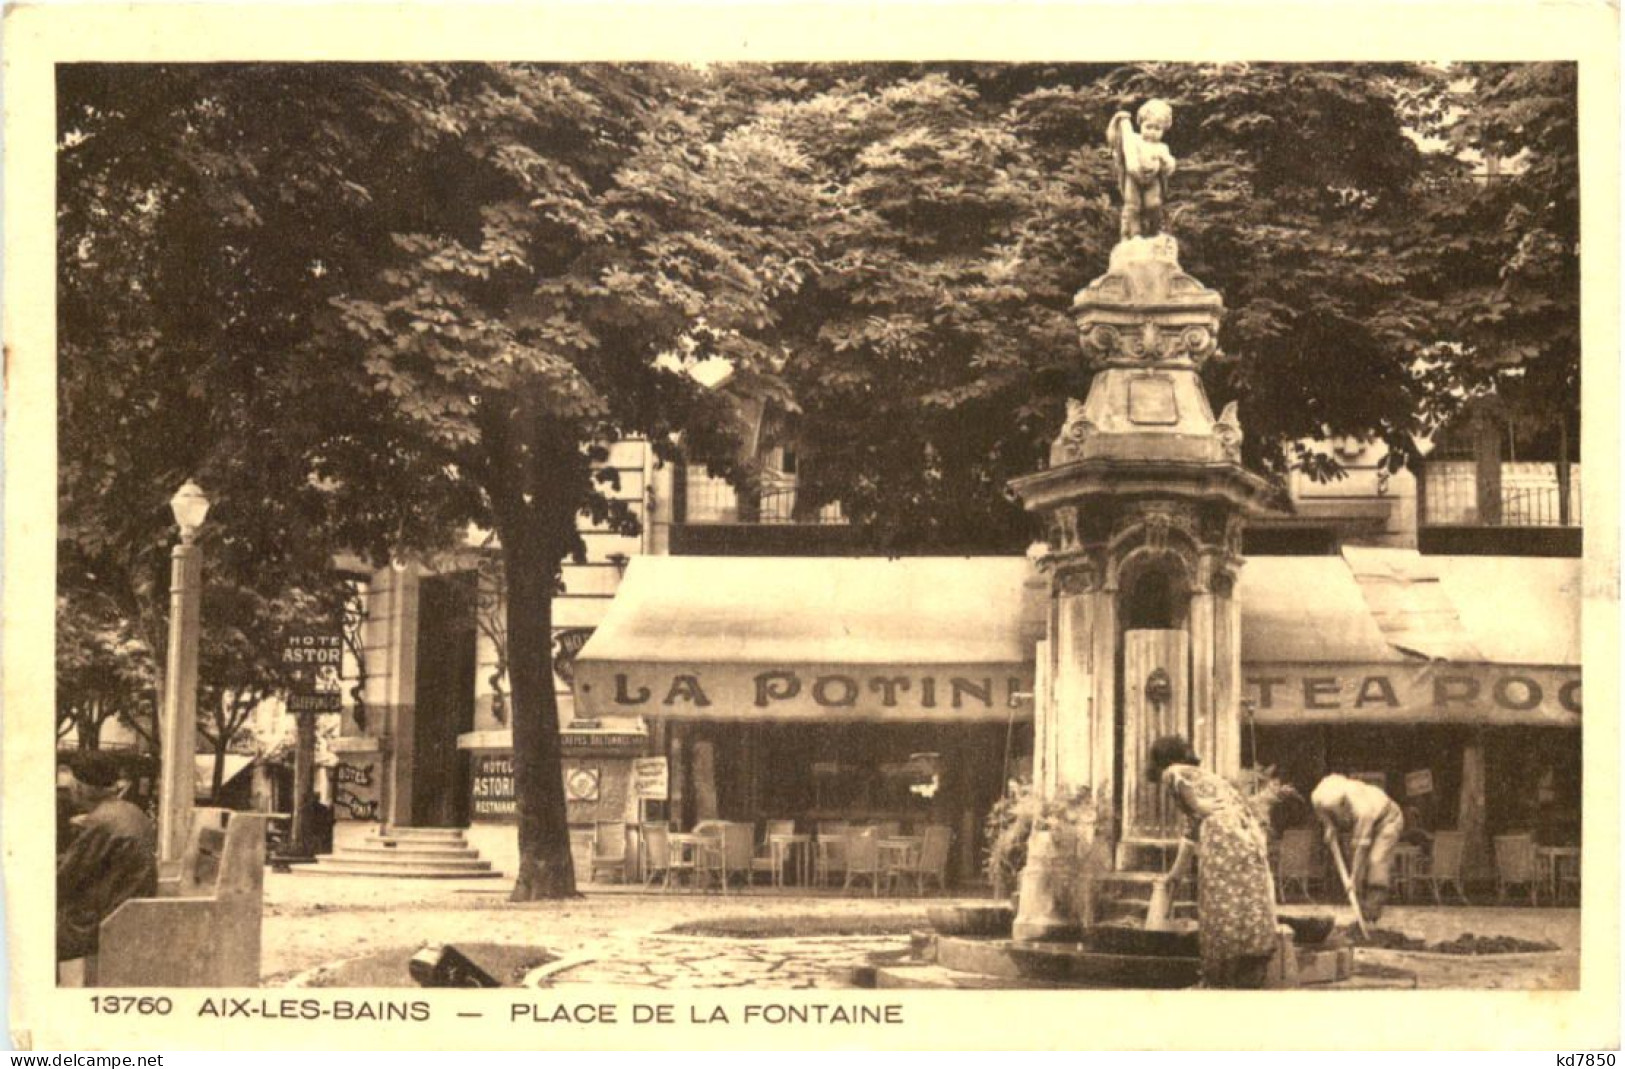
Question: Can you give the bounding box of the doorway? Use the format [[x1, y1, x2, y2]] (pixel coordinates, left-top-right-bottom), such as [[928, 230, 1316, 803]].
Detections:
[[412, 573, 477, 827]]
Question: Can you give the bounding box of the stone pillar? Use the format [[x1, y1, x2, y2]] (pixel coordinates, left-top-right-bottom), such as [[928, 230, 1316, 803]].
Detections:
[[1052, 573, 1096, 790], [1032, 637, 1052, 795], [1088, 591, 1117, 811], [1188, 589, 1216, 764], [1213, 585, 1244, 778]]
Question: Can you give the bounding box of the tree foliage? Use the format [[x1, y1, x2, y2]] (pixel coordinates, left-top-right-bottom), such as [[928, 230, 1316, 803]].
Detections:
[[57, 60, 1579, 894]]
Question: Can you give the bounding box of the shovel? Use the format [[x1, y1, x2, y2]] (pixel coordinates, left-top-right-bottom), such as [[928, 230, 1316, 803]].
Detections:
[[1328, 838, 1371, 939]]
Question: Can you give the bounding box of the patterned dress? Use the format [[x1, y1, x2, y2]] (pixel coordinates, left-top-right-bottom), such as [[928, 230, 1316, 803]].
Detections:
[[1161, 764, 1278, 983]]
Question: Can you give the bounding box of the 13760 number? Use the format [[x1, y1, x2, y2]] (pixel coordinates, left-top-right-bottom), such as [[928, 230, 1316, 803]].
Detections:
[[90, 996, 172, 1015]]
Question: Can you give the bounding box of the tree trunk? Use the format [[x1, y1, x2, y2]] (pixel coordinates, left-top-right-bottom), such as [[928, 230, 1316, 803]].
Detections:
[[212, 738, 228, 801], [498, 512, 578, 901]]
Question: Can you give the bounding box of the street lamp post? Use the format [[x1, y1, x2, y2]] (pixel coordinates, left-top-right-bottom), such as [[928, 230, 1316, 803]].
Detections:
[[158, 479, 209, 868]]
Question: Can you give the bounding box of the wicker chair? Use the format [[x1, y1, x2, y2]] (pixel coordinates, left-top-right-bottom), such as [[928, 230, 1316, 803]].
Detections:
[[1275, 828, 1319, 903], [841, 826, 883, 895], [1416, 830, 1472, 906], [1494, 833, 1539, 906]]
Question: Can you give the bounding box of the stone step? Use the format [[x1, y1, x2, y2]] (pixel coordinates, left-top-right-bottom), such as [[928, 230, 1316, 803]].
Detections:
[[300, 861, 503, 879], [1102, 896, 1198, 918], [346, 845, 485, 860], [362, 836, 477, 850], [325, 852, 494, 871], [375, 827, 469, 841], [1116, 837, 1181, 870]]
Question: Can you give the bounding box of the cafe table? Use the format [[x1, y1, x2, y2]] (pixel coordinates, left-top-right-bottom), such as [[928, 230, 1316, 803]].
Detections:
[[1391, 843, 1424, 902], [769, 832, 813, 888], [664, 832, 703, 891]]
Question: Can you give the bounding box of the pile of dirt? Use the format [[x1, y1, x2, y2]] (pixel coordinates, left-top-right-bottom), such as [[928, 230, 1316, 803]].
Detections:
[[666, 913, 926, 939], [1348, 927, 1558, 955]]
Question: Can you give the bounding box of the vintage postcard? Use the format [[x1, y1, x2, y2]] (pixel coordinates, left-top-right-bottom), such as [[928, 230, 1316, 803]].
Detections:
[[4, 0, 1619, 1052]]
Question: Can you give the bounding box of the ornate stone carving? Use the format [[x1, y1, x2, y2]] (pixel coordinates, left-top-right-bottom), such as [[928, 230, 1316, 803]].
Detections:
[[1050, 400, 1098, 465], [1214, 401, 1243, 461], [1048, 505, 1081, 554], [1114, 501, 1200, 551], [1055, 561, 1096, 597], [1223, 513, 1246, 559]]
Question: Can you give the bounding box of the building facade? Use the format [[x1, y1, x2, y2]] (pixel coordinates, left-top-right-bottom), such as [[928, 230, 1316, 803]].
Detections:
[[324, 417, 1582, 886]]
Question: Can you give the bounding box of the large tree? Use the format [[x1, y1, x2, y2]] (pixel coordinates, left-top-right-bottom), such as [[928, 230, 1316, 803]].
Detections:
[[321, 65, 811, 897]]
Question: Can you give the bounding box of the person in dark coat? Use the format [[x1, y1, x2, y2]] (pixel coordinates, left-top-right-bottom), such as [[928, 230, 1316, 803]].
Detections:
[[56, 753, 158, 963]]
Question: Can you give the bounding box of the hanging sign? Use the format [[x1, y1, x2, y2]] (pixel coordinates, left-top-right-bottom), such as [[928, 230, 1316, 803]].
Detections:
[[283, 633, 343, 714], [1405, 769, 1434, 797], [552, 628, 595, 686]]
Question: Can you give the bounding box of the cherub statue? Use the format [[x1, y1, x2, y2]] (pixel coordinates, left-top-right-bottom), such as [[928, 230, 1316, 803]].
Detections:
[[1107, 99, 1176, 241]]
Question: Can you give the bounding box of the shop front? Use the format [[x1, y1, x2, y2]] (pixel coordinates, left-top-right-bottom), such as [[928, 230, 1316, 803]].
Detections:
[[573, 556, 1047, 886], [573, 550, 1579, 890], [1236, 554, 1582, 881]]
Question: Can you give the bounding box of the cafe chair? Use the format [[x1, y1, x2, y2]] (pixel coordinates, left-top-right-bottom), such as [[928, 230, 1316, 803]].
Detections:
[[1275, 828, 1319, 903], [640, 824, 671, 888], [815, 822, 850, 887], [693, 822, 728, 891], [890, 824, 952, 895], [589, 821, 629, 884], [718, 822, 757, 892], [568, 828, 595, 882], [842, 826, 883, 896], [1494, 833, 1539, 906], [752, 820, 795, 886], [1415, 830, 1472, 906], [1553, 851, 1581, 906]]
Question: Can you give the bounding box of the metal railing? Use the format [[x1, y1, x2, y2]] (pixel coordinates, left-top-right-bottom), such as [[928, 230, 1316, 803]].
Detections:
[[683, 475, 847, 526], [1421, 462, 1580, 528]]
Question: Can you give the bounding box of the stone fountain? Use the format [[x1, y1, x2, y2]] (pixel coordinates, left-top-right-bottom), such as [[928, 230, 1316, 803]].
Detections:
[[874, 102, 1355, 990]]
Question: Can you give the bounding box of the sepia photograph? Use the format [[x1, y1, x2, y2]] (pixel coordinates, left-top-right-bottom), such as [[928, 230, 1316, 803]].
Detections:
[[4, 2, 1619, 1052]]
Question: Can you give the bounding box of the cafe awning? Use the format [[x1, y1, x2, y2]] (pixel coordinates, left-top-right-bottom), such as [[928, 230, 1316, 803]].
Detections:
[[1239, 550, 1580, 727], [573, 556, 1046, 722], [572, 550, 1580, 728]]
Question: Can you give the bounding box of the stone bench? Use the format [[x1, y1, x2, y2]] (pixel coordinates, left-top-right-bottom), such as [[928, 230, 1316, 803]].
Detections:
[[94, 807, 267, 987]]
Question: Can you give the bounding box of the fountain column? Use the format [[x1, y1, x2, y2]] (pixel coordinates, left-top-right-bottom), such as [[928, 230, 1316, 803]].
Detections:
[[1006, 234, 1284, 941]]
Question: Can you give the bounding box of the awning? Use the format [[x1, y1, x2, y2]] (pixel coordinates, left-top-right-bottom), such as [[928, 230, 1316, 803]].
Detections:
[[194, 754, 254, 797], [574, 556, 1045, 722], [1239, 549, 1580, 727], [573, 550, 1580, 727]]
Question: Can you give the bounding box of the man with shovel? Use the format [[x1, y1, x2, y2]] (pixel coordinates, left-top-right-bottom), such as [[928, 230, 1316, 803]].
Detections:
[[1311, 773, 1405, 926]]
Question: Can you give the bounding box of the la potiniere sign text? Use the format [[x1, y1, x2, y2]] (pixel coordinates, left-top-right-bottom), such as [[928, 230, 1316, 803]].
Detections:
[[577, 663, 1579, 725], [282, 633, 343, 714]]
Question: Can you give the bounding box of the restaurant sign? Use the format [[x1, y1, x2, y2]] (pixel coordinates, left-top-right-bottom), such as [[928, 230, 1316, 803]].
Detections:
[[575, 664, 1035, 722], [1245, 664, 1580, 726], [470, 752, 517, 819]]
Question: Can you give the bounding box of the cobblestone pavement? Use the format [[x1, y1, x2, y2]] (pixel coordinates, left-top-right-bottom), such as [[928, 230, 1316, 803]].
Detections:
[[530, 933, 909, 989], [262, 873, 1582, 990]]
